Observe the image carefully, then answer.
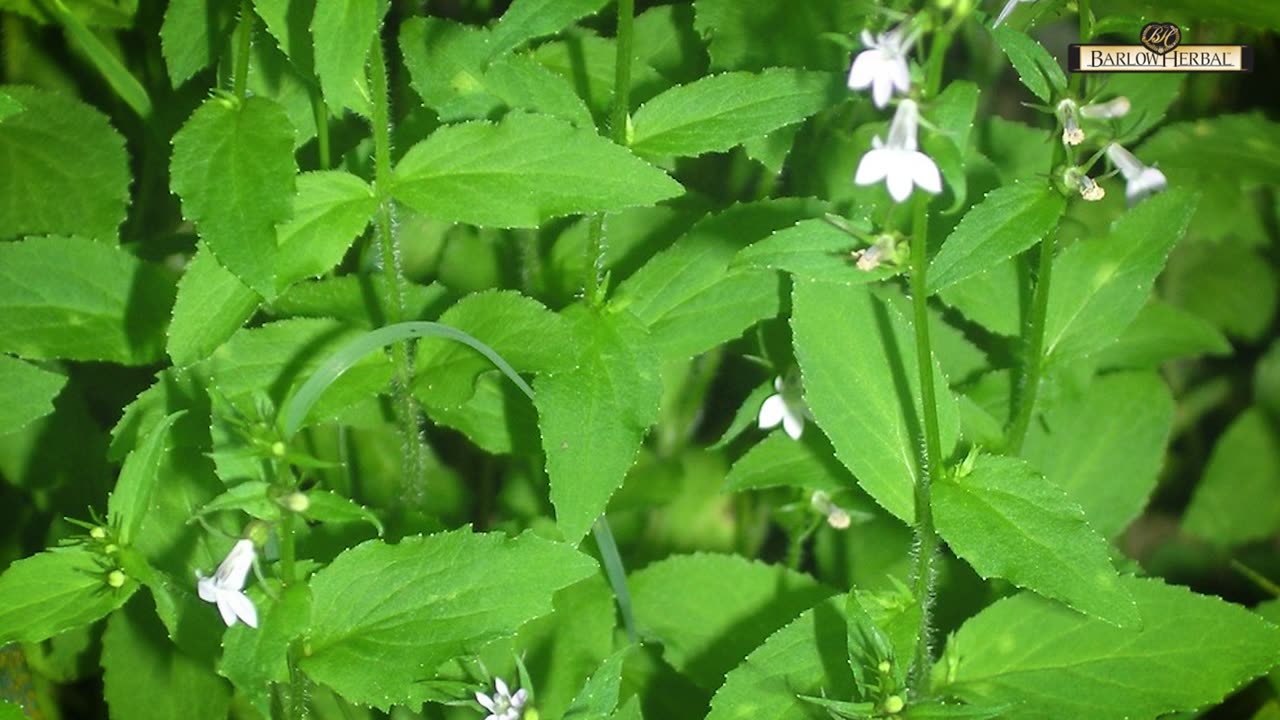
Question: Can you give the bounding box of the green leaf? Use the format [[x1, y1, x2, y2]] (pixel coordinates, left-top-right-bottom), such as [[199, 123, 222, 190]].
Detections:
[[631, 554, 836, 691], [1093, 301, 1231, 369], [991, 25, 1066, 103], [171, 95, 298, 298], [734, 218, 901, 285], [108, 412, 183, 546], [303, 490, 384, 535], [398, 17, 496, 120], [414, 290, 574, 408], [1022, 372, 1174, 538], [629, 69, 841, 159], [0, 546, 138, 645], [160, 0, 236, 87], [0, 236, 174, 364], [299, 529, 596, 709], [938, 260, 1022, 337], [268, 276, 449, 328], [531, 34, 666, 120], [0, 355, 66, 434], [563, 647, 629, 720], [103, 600, 231, 720], [309, 0, 388, 115], [792, 281, 960, 523], [535, 308, 661, 544], [168, 245, 261, 367], [1044, 188, 1198, 362], [712, 380, 774, 449], [275, 170, 376, 291], [0, 89, 22, 119], [423, 372, 541, 456], [694, 0, 862, 72], [1183, 408, 1280, 547], [933, 455, 1138, 627], [393, 113, 682, 228], [253, 0, 315, 73], [616, 200, 819, 360], [929, 183, 1066, 293], [516, 576, 616, 718], [0, 86, 129, 242], [1140, 114, 1280, 185], [937, 577, 1280, 719], [489, 0, 610, 57], [705, 598, 853, 720], [724, 432, 851, 494], [219, 584, 311, 715], [1164, 240, 1278, 342], [0, 703, 24, 720], [482, 53, 596, 128]]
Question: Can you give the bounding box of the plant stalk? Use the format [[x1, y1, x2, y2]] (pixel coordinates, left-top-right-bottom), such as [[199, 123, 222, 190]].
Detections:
[[368, 33, 429, 500], [233, 0, 252, 101], [44, 0, 152, 116], [907, 196, 944, 694]]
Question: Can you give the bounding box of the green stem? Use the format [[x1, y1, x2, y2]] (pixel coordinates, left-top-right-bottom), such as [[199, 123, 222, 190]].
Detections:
[[279, 506, 298, 587], [583, 0, 635, 306], [907, 196, 944, 695], [43, 0, 151, 116], [233, 0, 252, 101], [592, 519, 638, 643], [368, 33, 429, 499], [922, 23, 952, 99], [310, 85, 331, 170]]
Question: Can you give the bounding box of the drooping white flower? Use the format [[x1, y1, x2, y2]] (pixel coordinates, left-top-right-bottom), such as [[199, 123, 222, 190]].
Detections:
[[1106, 142, 1167, 206], [847, 26, 915, 109], [476, 677, 528, 720], [759, 376, 807, 441], [1056, 99, 1084, 146], [196, 539, 259, 629], [854, 99, 943, 203], [1080, 96, 1131, 120], [810, 491, 851, 530], [993, 0, 1036, 28]]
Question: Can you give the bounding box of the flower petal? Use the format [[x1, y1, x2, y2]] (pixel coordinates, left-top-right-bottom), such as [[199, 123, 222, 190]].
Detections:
[[889, 58, 911, 94], [871, 72, 894, 108], [758, 394, 786, 430], [854, 148, 893, 186], [215, 593, 239, 627], [197, 575, 217, 603], [782, 409, 805, 440], [217, 539, 256, 591], [847, 50, 878, 90], [886, 165, 915, 203], [477, 693, 497, 711], [907, 151, 943, 194]]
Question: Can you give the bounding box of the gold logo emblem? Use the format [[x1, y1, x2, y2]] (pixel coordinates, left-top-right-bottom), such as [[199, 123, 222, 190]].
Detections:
[[1140, 22, 1182, 55]]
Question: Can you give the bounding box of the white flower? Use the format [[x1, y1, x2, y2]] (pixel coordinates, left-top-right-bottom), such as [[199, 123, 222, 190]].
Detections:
[[1056, 99, 1084, 146], [1106, 143, 1167, 206], [811, 491, 852, 530], [847, 26, 915, 109], [759, 376, 807, 441], [196, 539, 259, 629], [476, 678, 527, 720], [993, 0, 1035, 28], [854, 99, 942, 203], [1080, 96, 1131, 119]]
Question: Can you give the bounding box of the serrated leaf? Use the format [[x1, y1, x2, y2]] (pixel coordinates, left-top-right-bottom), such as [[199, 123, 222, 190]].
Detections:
[[489, 0, 610, 57], [563, 647, 629, 720], [1093, 301, 1231, 369], [268, 276, 450, 328], [0, 86, 129, 242], [531, 34, 666, 119], [536, 308, 661, 544], [516, 576, 616, 718], [399, 16, 497, 120], [792, 281, 960, 523], [1022, 372, 1174, 538], [694, 0, 862, 72], [482, 53, 595, 128], [1183, 408, 1280, 547], [705, 598, 853, 720], [929, 183, 1065, 293], [937, 259, 1022, 337], [0, 236, 174, 364], [0, 355, 66, 434], [1044, 188, 1198, 362], [304, 491, 384, 535], [734, 218, 900, 285], [275, 170, 376, 291], [712, 380, 774, 449], [160, 0, 236, 87], [0, 547, 137, 645], [724, 432, 851, 494], [933, 454, 1138, 627], [991, 25, 1066, 102], [169, 245, 261, 367], [309, 0, 387, 115], [631, 554, 836, 691], [253, 0, 316, 74], [629, 69, 841, 159], [103, 599, 231, 720], [392, 113, 682, 228], [299, 529, 596, 709], [171, 96, 298, 298], [937, 577, 1280, 719], [414, 290, 574, 408], [219, 583, 311, 715], [1140, 114, 1280, 185], [108, 412, 183, 546], [1164, 240, 1278, 342]]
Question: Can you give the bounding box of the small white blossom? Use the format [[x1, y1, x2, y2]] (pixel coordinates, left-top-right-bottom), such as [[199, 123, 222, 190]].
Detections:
[[993, 0, 1035, 28], [196, 539, 259, 629], [759, 376, 807, 441], [811, 491, 851, 530], [1056, 99, 1084, 146], [852, 235, 899, 272], [1080, 96, 1131, 120], [847, 26, 915, 109], [1106, 142, 1167, 206], [476, 678, 527, 720], [854, 99, 942, 203]]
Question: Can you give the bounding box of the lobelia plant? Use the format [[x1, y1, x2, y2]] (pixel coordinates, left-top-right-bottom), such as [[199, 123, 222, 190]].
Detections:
[[0, 0, 1279, 719]]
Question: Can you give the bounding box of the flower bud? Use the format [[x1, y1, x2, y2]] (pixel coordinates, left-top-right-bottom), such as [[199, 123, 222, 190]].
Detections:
[[107, 570, 126, 588], [884, 695, 905, 714], [280, 491, 310, 513], [90, 526, 107, 540]]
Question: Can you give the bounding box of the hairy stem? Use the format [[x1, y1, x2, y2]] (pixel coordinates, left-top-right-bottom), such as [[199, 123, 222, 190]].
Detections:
[[908, 197, 944, 694], [368, 33, 428, 499], [233, 0, 252, 101]]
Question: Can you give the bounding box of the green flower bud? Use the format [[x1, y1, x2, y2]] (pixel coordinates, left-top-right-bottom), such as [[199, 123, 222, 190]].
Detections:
[[884, 695, 905, 714], [90, 526, 107, 540], [107, 570, 126, 588]]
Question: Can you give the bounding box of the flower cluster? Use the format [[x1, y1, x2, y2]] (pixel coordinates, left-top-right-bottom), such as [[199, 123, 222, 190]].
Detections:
[[476, 678, 528, 720]]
